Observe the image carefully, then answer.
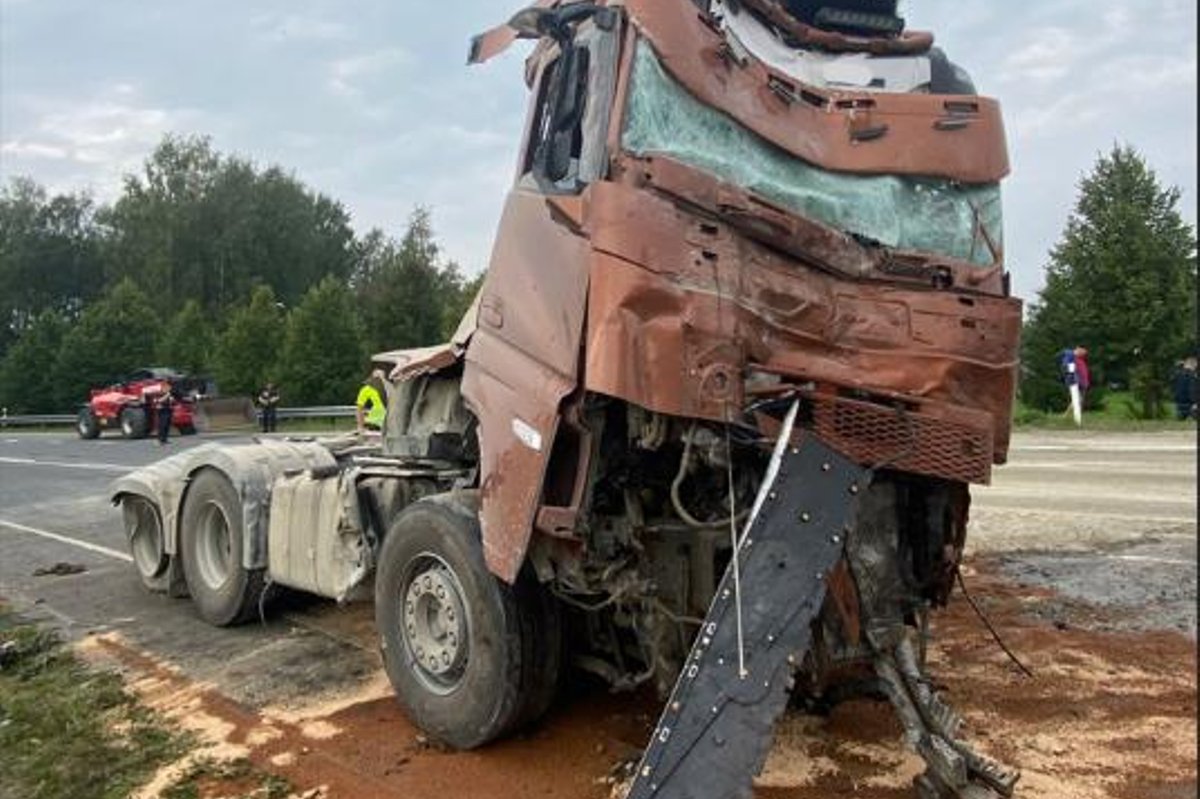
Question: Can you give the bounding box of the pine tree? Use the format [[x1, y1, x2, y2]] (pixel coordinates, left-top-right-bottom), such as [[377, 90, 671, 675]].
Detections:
[[278, 277, 367, 406], [157, 299, 216, 375], [212, 285, 286, 397], [357, 208, 456, 352], [1022, 145, 1197, 416]]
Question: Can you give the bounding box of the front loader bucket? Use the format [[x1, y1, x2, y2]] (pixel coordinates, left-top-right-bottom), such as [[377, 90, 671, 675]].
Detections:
[[193, 396, 257, 433]]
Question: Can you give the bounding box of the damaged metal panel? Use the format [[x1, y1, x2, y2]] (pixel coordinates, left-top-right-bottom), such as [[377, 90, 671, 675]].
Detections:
[[583, 180, 1021, 471], [623, 0, 1009, 183], [461, 189, 591, 583], [267, 469, 370, 602]]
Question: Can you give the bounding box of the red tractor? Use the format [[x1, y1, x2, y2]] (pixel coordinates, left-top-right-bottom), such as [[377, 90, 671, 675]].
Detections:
[[77, 368, 200, 440]]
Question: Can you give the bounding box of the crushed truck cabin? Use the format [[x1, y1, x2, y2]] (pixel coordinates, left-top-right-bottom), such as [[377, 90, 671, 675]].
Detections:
[[112, 2, 1023, 797]]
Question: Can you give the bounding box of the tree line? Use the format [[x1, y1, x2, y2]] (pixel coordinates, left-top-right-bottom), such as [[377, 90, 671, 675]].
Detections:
[[0, 135, 480, 414], [1, 138, 1194, 419]]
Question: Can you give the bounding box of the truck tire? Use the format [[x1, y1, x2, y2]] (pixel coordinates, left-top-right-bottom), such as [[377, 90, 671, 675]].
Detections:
[[122, 495, 174, 592], [179, 469, 266, 626], [120, 406, 149, 439], [77, 408, 101, 439], [375, 494, 561, 749]]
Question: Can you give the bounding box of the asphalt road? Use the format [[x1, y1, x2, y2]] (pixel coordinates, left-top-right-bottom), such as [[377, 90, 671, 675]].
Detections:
[[0, 431, 379, 707], [0, 428, 1196, 702]]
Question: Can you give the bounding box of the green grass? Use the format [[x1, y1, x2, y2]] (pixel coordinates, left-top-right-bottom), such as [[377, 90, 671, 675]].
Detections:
[[0, 609, 187, 799], [1013, 391, 1197, 431], [0, 607, 294, 799]]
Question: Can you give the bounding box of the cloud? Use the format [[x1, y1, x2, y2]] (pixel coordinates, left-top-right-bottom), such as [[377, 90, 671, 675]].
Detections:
[[251, 12, 350, 44], [1002, 27, 1087, 83], [327, 48, 411, 98], [0, 85, 209, 197]]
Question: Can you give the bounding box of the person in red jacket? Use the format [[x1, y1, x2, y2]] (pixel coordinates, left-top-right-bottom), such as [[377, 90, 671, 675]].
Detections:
[[1074, 346, 1091, 405]]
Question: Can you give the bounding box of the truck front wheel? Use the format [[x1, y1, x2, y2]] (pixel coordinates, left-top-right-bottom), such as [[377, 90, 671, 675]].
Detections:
[[375, 495, 560, 750], [179, 469, 266, 626]]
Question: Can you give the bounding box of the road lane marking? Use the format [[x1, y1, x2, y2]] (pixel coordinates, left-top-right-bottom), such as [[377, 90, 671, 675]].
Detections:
[[1017, 444, 1197, 453], [1103, 555, 1197, 567], [969, 505, 1198, 526], [0, 519, 132, 563], [0, 456, 133, 473]]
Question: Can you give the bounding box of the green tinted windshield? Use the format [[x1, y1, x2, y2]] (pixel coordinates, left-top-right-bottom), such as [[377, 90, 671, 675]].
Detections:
[[622, 42, 1002, 266]]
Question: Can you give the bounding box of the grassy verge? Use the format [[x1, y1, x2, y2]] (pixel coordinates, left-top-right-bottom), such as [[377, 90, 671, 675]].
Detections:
[[0, 608, 184, 799], [1013, 391, 1198, 431], [0, 606, 292, 799]]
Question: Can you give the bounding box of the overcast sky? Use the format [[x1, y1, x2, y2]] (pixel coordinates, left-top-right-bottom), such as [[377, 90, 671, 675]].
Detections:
[[1, 0, 1195, 302]]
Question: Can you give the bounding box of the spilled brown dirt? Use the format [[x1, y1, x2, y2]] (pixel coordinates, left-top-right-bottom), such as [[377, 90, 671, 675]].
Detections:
[[755, 572, 1197, 799], [78, 559, 1196, 799]]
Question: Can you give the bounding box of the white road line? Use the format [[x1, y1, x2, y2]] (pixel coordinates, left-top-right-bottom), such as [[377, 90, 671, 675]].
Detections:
[[0, 456, 133, 473], [969, 505, 1198, 526], [1103, 555, 1197, 567], [0, 518, 132, 563], [1017, 445, 1197, 453]]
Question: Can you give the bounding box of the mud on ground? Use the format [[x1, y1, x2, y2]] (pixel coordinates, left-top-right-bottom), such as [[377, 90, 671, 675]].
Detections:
[[77, 559, 1196, 799]]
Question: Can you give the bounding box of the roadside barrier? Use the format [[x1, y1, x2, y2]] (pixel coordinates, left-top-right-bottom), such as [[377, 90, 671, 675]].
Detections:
[[0, 405, 357, 429]]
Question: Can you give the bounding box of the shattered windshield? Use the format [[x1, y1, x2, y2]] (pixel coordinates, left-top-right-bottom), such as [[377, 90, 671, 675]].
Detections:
[[621, 42, 1002, 266]]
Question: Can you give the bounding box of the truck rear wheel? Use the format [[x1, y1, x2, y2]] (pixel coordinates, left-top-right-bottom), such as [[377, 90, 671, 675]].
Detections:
[[375, 494, 561, 750], [179, 469, 266, 626], [77, 408, 100, 439], [120, 406, 149, 439]]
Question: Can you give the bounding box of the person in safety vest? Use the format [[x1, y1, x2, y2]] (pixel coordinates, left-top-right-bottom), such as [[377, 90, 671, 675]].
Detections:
[[356, 369, 387, 435]]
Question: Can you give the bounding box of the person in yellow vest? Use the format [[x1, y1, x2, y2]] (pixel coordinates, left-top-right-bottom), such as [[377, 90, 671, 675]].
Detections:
[[356, 369, 387, 435]]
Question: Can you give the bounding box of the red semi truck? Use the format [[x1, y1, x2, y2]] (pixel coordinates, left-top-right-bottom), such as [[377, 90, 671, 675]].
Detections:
[[112, 2, 1023, 797]]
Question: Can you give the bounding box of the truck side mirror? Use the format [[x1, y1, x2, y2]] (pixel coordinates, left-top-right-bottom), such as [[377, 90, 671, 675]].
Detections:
[[507, 8, 553, 39]]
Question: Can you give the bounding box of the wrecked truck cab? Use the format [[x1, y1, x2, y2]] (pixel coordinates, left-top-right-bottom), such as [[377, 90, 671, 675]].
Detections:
[[117, 2, 1023, 797]]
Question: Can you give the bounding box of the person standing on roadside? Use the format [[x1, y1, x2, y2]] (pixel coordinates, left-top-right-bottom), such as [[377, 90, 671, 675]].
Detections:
[[356, 370, 388, 435], [257, 382, 280, 434], [155, 388, 174, 445], [1073, 346, 1091, 407], [1058, 346, 1083, 425], [1171, 357, 1198, 420]]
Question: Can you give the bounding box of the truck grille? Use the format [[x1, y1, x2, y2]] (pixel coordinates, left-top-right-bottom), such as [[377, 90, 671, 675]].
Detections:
[[805, 394, 993, 484]]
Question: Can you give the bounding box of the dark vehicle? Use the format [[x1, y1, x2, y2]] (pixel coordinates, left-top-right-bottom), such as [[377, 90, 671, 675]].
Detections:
[[113, 2, 1022, 797]]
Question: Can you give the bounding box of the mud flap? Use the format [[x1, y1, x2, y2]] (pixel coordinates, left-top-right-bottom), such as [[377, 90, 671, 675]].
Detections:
[[626, 435, 868, 799]]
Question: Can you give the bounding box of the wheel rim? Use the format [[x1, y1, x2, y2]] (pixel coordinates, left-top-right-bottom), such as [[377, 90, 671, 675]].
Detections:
[[400, 553, 471, 695], [194, 501, 234, 590], [78, 418, 90, 435], [121, 415, 134, 436], [130, 500, 167, 579]]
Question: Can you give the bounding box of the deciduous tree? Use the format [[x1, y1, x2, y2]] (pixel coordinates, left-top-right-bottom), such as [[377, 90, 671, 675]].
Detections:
[[0, 179, 104, 355], [51, 279, 160, 408], [0, 311, 69, 414]]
